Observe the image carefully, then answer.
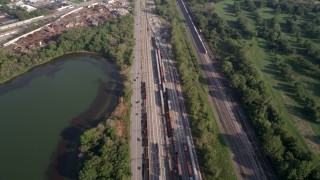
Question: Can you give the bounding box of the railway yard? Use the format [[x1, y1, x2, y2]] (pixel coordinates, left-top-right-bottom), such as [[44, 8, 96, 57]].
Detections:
[[130, 0, 202, 179]]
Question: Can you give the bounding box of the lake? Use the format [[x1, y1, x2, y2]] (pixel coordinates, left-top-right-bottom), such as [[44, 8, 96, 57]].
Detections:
[[0, 54, 122, 180]]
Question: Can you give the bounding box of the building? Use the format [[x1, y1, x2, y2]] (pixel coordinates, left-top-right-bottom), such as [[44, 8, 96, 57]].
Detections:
[[20, 4, 37, 12], [103, 0, 115, 4], [8, 1, 37, 12], [29, 0, 44, 3]]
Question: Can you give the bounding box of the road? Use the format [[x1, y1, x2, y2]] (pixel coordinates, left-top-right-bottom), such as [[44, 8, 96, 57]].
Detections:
[[130, 0, 143, 179], [131, 0, 169, 179], [175, 0, 276, 179], [0, 29, 19, 43]]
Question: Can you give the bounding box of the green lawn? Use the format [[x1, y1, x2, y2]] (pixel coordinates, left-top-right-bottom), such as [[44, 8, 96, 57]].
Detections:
[[257, 7, 274, 20], [248, 38, 308, 147], [215, 0, 320, 152], [214, 0, 238, 28]]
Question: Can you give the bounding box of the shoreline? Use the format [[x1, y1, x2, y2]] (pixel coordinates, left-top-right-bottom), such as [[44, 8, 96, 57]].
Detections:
[[0, 51, 111, 84]]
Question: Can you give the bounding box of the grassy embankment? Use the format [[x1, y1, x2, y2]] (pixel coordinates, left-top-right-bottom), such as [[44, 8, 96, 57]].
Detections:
[[155, 0, 236, 179]]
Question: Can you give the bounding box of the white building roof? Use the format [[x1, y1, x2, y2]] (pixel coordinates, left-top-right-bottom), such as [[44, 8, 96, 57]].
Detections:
[[20, 4, 37, 12], [29, 0, 43, 3]]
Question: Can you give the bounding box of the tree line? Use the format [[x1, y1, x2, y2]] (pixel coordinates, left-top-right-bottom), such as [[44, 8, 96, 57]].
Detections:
[[221, 37, 320, 180], [0, 15, 134, 83], [74, 15, 133, 179], [79, 116, 131, 179], [0, 4, 56, 21]]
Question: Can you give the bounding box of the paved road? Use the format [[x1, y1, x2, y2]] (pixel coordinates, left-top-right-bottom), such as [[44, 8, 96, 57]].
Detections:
[[0, 29, 19, 43], [131, 0, 169, 179], [175, 0, 276, 179], [130, 0, 143, 179]]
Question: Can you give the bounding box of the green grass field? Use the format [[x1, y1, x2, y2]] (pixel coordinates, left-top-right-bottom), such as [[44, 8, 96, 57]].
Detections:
[[214, 0, 320, 152]]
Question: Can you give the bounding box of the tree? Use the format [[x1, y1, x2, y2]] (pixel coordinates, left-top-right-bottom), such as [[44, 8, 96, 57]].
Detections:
[[230, 73, 246, 89], [267, 104, 283, 124], [246, 0, 256, 11], [277, 38, 293, 53], [242, 87, 260, 104], [79, 128, 103, 153], [295, 6, 305, 16], [234, 1, 241, 15], [262, 132, 285, 162], [257, 0, 266, 8], [221, 60, 234, 76], [237, 16, 255, 37], [255, 12, 264, 26], [281, 2, 294, 13], [286, 19, 300, 35], [305, 41, 320, 57], [79, 156, 101, 180], [287, 160, 314, 180], [279, 62, 294, 80], [269, 0, 279, 8], [275, 4, 281, 14], [273, 22, 281, 32]]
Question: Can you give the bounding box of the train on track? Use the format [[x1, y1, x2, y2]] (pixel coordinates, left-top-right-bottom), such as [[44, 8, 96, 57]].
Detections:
[[152, 36, 199, 180], [178, 0, 207, 54]]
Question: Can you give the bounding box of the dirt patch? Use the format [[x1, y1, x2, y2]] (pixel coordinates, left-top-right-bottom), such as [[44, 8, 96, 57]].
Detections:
[[281, 92, 320, 154], [8, 3, 130, 53], [108, 97, 128, 137], [114, 120, 125, 137], [111, 97, 128, 117]]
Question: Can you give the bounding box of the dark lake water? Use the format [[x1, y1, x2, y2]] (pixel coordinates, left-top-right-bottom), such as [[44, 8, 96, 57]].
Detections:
[[0, 54, 122, 180]]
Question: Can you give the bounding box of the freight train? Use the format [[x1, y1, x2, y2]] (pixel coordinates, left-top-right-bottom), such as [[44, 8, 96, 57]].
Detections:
[[176, 152, 182, 178], [178, 0, 207, 54], [187, 136, 198, 180], [153, 37, 167, 85]]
